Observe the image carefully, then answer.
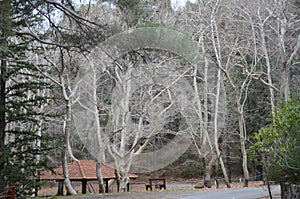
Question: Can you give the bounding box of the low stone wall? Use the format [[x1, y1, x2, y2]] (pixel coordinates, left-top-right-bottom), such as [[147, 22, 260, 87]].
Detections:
[[281, 182, 300, 199]]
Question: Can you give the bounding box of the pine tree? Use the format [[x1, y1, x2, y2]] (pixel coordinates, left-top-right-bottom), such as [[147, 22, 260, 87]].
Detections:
[[0, 0, 54, 197]]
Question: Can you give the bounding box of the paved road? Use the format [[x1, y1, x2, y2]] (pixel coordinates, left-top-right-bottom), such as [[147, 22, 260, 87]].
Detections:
[[167, 183, 194, 189], [181, 185, 280, 199]]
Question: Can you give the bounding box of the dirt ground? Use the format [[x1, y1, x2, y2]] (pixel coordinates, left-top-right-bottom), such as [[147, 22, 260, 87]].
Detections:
[[38, 178, 197, 196], [37, 179, 280, 198]]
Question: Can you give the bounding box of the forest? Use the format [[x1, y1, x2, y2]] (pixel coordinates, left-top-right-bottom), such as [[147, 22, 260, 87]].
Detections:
[[0, 0, 299, 198]]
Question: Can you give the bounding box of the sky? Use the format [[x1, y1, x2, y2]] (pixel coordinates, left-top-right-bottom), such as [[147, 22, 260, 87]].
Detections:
[[171, 0, 197, 10]]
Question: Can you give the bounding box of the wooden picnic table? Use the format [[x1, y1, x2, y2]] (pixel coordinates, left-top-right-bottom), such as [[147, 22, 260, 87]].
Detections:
[[145, 178, 166, 191]]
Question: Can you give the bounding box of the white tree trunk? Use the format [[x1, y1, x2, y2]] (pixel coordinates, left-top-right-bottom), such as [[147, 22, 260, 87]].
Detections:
[[281, 35, 300, 101], [61, 100, 77, 195], [204, 155, 216, 188], [194, 35, 214, 187], [91, 62, 105, 193], [238, 112, 250, 187], [96, 161, 105, 193], [260, 24, 275, 112], [214, 68, 231, 188], [209, 1, 232, 188], [61, 147, 76, 195], [116, 169, 130, 192]]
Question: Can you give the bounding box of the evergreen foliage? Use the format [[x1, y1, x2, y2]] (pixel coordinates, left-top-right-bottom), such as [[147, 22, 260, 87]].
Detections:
[[0, 0, 55, 197], [250, 94, 300, 184]]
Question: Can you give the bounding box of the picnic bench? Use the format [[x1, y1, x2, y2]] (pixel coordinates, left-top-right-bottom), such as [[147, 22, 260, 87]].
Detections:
[[145, 178, 166, 191]]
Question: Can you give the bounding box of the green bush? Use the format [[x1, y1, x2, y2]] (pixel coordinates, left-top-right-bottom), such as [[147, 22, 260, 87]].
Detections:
[[249, 94, 300, 184]]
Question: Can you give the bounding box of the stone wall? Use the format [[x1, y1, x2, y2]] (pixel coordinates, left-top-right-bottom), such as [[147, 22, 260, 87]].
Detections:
[[281, 182, 300, 199]]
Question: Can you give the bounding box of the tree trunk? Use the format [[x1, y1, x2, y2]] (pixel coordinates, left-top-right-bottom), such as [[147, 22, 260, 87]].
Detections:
[[96, 162, 105, 193], [217, 154, 231, 188], [214, 68, 231, 188], [61, 147, 76, 195], [239, 112, 250, 187], [204, 154, 218, 188], [260, 24, 275, 112], [118, 176, 130, 192], [281, 66, 290, 102], [0, 56, 6, 192], [0, 6, 9, 188], [196, 34, 214, 187], [92, 64, 105, 193], [281, 35, 300, 101], [61, 100, 76, 195], [224, 130, 231, 183], [115, 169, 130, 192], [204, 171, 211, 188]]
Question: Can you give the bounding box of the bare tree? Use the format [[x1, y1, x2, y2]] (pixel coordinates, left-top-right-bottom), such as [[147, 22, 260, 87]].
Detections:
[[182, 0, 233, 187], [36, 48, 83, 194], [74, 57, 109, 193], [69, 1, 203, 191], [74, 41, 199, 190], [106, 53, 195, 191]]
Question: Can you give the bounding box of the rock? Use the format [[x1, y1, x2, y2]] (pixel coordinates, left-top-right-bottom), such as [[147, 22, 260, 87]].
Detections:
[[194, 182, 205, 189]]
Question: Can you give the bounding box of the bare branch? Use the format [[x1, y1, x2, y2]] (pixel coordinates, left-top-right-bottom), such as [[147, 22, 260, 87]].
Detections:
[[42, 0, 107, 29]]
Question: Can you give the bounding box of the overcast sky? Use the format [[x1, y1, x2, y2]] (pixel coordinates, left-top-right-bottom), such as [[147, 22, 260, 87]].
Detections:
[[171, 0, 197, 10]]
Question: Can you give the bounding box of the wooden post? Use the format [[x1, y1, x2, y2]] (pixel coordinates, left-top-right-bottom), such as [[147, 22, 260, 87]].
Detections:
[[35, 179, 39, 197], [57, 180, 64, 196], [9, 187, 16, 199], [117, 179, 120, 192], [35, 186, 38, 197], [149, 179, 153, 191], [82, 180, 87, 194], [105, 179, 109, 193]]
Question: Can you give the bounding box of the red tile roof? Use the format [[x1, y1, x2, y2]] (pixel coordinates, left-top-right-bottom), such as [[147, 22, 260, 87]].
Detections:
[[39, 160, 138, 181]]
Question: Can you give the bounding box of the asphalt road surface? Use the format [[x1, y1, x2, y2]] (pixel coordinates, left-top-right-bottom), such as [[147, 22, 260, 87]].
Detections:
[[181, 185, 280, 199]]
